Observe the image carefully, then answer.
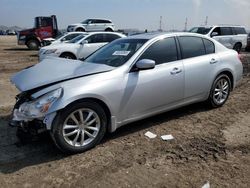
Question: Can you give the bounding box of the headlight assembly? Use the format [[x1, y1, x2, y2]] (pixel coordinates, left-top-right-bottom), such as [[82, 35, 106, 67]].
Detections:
[[19, 88, 63, 118], [43, 49, 57, 54]]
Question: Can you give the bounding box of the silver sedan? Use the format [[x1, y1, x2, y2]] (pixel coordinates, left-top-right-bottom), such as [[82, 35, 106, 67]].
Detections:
[[10, 32, 243, 153]]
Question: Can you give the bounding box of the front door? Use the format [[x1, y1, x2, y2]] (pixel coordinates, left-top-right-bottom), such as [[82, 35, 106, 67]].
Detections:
[[121, 37, 184, 120]]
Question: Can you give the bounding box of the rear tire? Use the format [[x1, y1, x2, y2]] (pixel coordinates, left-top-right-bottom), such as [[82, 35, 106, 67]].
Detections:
[[60, 53, 76, 60], [26, 39, 40, 50], [51, 101, 107, 154], [233, 43, 242, 53], [208, 74, 231, 108], [105, 28, 113, 32]]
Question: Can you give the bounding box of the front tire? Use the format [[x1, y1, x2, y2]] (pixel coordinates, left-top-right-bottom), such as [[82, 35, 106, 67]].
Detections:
[[75, 28, 85, 32], [26, 39, 40, 50], [51, 101, 107, 154], [208, 74, 231, 108]]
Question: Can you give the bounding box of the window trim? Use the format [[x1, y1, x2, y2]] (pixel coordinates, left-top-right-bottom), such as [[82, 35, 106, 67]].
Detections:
[[128, 36, 181, 72], [177, 36, 209, 60], [202, 38, 215, 54]]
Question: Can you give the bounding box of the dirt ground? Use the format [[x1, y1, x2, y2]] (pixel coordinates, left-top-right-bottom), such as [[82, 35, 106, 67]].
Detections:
[[0, 36, 250, 188]]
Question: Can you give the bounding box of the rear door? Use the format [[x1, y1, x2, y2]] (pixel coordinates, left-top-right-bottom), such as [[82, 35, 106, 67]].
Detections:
[[123, 37, 184, 119], [178, 36, 218, 101]]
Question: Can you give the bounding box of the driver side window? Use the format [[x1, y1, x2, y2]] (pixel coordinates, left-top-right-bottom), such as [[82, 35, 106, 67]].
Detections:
[[138, 37, 178, 65], [85, 34, 104, 43]]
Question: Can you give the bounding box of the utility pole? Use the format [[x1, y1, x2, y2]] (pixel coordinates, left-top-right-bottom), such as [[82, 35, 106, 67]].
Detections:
[[184, 17, 188, 31], [205, 16, 208, 26], [159, 16, 162, 31]]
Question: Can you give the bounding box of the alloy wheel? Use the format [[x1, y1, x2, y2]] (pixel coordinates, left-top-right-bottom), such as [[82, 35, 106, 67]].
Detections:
[[213, 78, 229, 105], [62, 108, 101, 147]]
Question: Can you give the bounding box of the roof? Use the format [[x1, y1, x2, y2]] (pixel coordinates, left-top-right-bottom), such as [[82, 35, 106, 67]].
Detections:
[[126, 32, 207, 40]]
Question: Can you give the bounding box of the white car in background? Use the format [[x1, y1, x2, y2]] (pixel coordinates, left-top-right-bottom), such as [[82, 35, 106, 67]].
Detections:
[[67, 19, 115, 32], [39, 32, 126, 60], [189, 25, 248, 52], [42, 32, 86, 46]]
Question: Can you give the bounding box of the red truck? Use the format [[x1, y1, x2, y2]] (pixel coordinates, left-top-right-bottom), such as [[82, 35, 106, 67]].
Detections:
[[17, 15, 59, 50]]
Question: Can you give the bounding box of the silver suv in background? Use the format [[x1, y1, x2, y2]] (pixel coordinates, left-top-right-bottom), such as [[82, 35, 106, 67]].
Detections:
[[67, 19, 115, 32], [189, 25, 247, 52]]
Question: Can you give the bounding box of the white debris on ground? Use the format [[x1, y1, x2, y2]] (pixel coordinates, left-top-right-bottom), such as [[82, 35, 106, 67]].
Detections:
[[144, 131, 157, 139], [161, 134, 174, 141], [202, 182, 210, 188]]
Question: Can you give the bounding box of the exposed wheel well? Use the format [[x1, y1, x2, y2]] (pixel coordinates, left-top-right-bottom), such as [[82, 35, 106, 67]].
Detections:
[[25, 38, 40, 46], [59, 52, 77, 59], [65, 98, 112, 130], [217, 71, 234, 90]]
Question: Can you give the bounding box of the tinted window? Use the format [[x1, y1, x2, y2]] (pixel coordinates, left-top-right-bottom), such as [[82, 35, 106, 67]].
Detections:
[[189, 27, 212, 35], [63, 34, 80, 41], [139, 37, 178, 65], [234, 27, 247, 34], [203, 39, 215, 54], [86, 34, 104, 43], [103, 34, 121, 42], [179, 36, 205, 59], [39, 17, 52, 27], [220, 27, 233, 35]]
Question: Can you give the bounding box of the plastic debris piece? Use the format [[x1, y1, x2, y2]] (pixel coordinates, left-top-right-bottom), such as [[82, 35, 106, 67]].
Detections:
[[144, 131, 157, 139], [161, 134, 174, 141], [202, 182, 210, 188]]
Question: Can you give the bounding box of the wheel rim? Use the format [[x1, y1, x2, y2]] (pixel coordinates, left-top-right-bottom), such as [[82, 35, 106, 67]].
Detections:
[[213, 78, 229, 104], [62, 108, 101, 147], [29, 41, 37, 49]]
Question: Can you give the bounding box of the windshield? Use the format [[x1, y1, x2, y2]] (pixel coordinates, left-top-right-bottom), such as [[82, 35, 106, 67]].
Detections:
[[68, 34, 88, 43], [81, 19, 90, 24], [84, 38, 148, 67], [55, 33, 64, 40], [189, 27, 212, 35]]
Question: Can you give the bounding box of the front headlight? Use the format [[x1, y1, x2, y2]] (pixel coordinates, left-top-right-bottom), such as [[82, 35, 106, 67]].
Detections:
[[19, 88, 63, 118], [43, 49, 57, 54]]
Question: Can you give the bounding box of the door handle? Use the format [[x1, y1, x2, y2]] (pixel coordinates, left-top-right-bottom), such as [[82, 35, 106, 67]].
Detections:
[[170, 67, 182, 75], [210, 58, 218, 64]]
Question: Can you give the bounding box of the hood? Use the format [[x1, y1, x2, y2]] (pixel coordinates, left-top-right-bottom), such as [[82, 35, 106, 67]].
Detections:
[[11, 58, 114, 92], [41, 42, 77, 49]]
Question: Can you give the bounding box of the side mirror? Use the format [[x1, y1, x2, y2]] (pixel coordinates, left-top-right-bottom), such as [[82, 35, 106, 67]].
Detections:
[[135, 59, 155, 70], [211, 32, 219, 37], [80, 40, 88, 45], [60, 38, 66, 42]]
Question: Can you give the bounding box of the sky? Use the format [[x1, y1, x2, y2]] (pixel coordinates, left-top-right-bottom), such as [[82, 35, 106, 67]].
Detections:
[[0, 0, 250, 31]]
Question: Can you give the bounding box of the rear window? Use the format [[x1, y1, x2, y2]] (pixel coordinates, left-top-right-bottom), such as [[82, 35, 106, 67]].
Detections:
[[234, 27, 247, 34], [179, 36, 205, 59], [203, 39, 215, 54]]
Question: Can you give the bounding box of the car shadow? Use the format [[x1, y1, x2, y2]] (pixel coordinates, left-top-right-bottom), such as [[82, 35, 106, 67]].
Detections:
[[0, 102, 209, 174], [4, 48, 33, 51]]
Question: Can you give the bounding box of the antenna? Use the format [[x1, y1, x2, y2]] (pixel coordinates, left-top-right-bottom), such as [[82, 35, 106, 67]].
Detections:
[[184, 17, 188, 31], [205, 16, 208, 26]]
